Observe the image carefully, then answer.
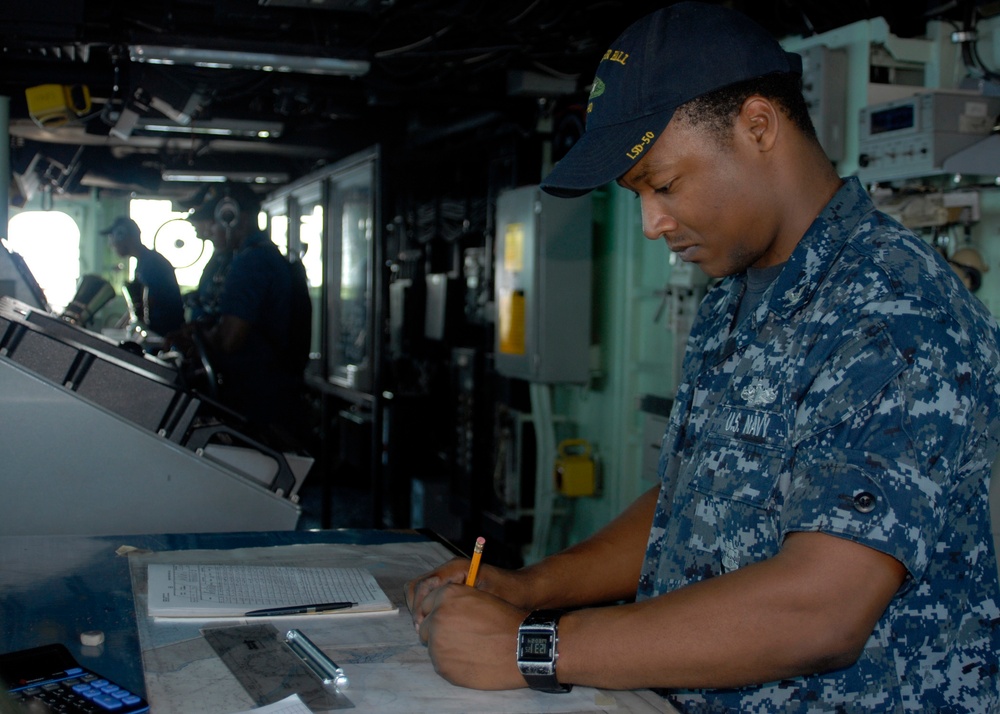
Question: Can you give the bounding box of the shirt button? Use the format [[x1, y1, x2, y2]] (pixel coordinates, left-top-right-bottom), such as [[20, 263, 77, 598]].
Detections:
[[853, 491, 877, 513]]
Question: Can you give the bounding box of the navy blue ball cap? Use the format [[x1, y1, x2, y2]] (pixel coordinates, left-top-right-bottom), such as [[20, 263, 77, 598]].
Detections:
[[540, 1, 802, 198], [100, 216, 141, 239]]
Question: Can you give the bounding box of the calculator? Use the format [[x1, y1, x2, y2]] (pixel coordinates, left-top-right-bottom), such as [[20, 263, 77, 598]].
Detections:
[[0, 643, 150, 713]]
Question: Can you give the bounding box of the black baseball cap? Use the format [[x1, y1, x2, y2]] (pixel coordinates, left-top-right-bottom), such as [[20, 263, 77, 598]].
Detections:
[[187, 187, 222, 223], [100, 216, 140, 240], [540, 1, 802, 198]]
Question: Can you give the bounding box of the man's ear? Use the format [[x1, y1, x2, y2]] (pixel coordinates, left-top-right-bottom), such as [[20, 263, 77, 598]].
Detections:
[[740, 96, 779, 152]]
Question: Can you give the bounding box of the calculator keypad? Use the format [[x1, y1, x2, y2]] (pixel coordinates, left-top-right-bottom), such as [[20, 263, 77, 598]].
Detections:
[[9, 667, 149, 713]]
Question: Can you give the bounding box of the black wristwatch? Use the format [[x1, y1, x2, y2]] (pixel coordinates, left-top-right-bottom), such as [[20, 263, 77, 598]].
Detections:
[[516, 609, 573, 693]]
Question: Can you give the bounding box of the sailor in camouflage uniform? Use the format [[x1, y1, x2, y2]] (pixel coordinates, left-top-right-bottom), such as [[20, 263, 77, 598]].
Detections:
[[639, 172, 1000, 711], [404, 4, 1000, 711]]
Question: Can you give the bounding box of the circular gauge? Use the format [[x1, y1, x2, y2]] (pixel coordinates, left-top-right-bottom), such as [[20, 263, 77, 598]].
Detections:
[[153, 218, 206, 269]]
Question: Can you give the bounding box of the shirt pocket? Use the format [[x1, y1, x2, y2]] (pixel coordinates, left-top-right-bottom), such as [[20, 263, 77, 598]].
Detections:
[[685, 405, 792, 571]]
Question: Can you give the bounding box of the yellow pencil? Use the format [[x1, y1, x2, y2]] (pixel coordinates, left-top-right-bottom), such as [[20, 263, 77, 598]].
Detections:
[[465, 536, 485, 587]]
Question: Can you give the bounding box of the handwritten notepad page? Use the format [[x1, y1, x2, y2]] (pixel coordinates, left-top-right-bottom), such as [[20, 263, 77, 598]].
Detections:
[[147, 564, 395, 618]]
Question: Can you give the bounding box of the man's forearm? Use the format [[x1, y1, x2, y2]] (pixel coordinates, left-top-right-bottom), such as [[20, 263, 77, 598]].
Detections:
[[519, 485, 659, 610], [553, 531, 906, 691]]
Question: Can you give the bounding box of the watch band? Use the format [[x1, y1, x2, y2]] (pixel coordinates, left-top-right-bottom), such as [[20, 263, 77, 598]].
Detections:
[[517, 609, 573, 693]]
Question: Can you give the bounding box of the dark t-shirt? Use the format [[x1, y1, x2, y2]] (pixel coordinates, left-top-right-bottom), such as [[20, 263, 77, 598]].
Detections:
[[216, 232, 310, 430], [134, 246, 184, 335]]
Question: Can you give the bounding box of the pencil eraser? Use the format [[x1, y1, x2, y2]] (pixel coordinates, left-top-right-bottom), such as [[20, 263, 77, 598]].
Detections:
[[81, 630, 105, 646], [476, 536, 485, 545]]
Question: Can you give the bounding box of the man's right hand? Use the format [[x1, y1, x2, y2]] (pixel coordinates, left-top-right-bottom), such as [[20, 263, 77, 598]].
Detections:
[[404, 558, 532, 630]]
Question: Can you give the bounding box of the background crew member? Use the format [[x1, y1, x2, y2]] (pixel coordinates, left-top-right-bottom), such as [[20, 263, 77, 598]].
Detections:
[[169, 182, 311, 439], [184, 187, 233, 323], [101, 215, 184, 337], [405, 3, 1000, 711]]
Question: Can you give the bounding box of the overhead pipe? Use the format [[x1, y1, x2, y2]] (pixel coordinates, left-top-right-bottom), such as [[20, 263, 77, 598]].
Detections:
[[0, 96, 9, 238]]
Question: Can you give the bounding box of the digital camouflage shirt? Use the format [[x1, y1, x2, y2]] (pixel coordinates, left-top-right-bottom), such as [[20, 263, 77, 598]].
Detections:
[[640, 177, 1000, 712]]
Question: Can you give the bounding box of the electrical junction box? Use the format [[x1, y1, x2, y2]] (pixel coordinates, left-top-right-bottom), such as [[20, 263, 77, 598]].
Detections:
[[494, 185, 592, 383], [554, 439, 596, 497]]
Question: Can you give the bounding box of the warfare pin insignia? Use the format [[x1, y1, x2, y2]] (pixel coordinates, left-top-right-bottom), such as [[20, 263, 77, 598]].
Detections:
[[741, 382, 777, 407]]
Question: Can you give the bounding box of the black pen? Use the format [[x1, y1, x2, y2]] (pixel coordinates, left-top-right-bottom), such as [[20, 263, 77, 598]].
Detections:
[[244, 601, 357, 617]]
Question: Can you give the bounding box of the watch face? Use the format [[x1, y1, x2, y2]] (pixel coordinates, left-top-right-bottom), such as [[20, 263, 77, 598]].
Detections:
[[518, 631, 553, 662]]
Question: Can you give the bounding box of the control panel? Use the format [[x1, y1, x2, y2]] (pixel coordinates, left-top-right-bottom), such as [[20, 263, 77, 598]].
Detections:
[[857, 91, 1000, 183]]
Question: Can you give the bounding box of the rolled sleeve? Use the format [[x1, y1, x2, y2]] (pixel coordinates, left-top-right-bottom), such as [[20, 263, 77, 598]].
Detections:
[[782, 450, 931, 580]]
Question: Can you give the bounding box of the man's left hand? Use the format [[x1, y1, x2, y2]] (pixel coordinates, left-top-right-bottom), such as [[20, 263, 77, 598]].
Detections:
[[417, 582, 529, 690]]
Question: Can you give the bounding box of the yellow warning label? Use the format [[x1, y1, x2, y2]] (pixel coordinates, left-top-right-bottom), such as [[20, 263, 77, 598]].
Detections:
[[504, 223, 525, 272], [498, 289, 526, 355]]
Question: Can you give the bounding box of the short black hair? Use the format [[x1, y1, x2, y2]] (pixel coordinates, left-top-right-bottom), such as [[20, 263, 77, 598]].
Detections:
[[676, 72, 817, 144]]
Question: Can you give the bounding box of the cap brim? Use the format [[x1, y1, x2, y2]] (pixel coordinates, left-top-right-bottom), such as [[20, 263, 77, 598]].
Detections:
[[540, 108, 675, 197]]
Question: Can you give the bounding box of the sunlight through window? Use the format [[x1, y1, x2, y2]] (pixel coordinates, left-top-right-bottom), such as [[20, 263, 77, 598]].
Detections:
[[7, 211, 80, 313]]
